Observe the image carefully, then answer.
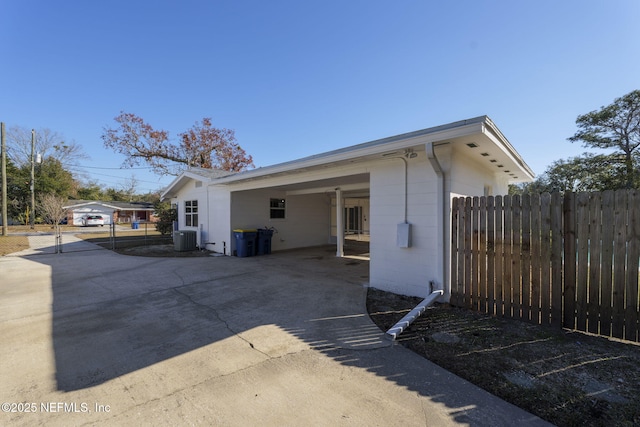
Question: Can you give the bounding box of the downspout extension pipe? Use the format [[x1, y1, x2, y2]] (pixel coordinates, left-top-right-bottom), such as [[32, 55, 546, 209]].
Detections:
[[385, 289, 444, 340]]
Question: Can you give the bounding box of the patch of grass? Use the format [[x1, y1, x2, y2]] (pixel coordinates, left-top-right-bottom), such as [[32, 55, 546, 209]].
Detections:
[[0, 235, 30, 255]]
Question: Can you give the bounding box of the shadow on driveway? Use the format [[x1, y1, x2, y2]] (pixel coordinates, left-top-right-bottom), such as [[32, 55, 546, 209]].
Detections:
[[1, 244, 549, 426]]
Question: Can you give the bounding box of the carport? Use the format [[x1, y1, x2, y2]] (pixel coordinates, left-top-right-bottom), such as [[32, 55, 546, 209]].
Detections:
[[162, 116, 534, 299], [227, 172, 371, 257]]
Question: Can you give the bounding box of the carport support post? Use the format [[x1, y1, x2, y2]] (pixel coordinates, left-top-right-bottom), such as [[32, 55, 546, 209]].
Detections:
[[335, 188, 344, 257]]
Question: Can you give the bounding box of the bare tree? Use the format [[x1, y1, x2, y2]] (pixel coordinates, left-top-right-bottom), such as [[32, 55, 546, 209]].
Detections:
[[6, 126, 88, 168], [38, 193, 68, 226], [102, 113, 254, 175], [120, 174, 139, 202]]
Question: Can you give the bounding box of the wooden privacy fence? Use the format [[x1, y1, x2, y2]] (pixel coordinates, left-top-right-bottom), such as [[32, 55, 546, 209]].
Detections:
[[451, 190, 640, 343]]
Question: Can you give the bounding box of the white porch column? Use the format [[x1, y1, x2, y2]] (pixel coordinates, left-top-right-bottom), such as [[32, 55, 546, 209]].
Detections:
[[335, 188, 344, 257]]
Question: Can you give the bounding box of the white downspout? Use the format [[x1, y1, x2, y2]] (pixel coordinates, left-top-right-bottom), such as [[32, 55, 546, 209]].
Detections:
[[426, 142, 445, 292], [335, 188, 344, 257], [385, 144, 448, 341]]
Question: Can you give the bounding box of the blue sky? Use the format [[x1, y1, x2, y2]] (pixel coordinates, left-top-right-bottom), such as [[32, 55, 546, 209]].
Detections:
[[2, 1, 639, 193]]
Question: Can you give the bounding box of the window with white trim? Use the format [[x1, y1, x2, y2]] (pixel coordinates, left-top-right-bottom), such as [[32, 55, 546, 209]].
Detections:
[[185, 200, 198, 226], [270, 198, 285, 219]]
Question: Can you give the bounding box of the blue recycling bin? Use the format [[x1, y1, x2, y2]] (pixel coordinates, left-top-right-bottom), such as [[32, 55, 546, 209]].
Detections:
[[256, 228, 274, 255], [233, 229, 257, 257]]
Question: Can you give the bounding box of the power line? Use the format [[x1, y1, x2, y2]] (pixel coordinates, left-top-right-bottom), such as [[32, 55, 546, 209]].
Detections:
[[64, 166, 171, 186], [64, 164, 156, 170]]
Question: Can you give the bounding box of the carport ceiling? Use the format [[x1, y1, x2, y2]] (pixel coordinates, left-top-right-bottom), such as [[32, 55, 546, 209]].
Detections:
[[270, 173, 370, 197]]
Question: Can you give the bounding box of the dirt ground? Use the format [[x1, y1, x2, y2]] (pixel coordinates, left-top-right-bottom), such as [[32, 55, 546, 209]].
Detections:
[[366, 288, 640, 427], [114, 243, 214, 257]]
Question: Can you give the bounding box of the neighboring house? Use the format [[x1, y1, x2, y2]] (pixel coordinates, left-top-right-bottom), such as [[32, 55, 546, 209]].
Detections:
[[63, 201, 158, 226], [161, 116, 534, 299]]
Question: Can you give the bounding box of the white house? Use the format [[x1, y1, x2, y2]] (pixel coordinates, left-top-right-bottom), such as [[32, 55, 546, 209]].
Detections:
[[161, 116, 534, 299], [63, 201, 158, 225]]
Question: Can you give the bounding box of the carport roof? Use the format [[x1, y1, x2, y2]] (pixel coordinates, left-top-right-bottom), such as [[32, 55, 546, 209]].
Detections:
[[162, 116, 534, 199]]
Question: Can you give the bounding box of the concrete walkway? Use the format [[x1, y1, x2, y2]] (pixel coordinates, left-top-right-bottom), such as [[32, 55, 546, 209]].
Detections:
[[0, 246, 552, 426]]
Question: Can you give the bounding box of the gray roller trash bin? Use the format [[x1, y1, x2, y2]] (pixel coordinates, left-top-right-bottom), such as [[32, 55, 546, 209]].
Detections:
[[174, 230, 197, 252]]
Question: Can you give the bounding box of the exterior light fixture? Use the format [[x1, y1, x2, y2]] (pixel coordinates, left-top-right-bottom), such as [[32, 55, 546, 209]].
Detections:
[[404, 149, 418, 159]]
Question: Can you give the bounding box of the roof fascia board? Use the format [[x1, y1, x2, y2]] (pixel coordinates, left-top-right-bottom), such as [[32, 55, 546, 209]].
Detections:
[[481, 119, 535, 179], [64, 201, 120, 210], [213, 119, 486, 185]]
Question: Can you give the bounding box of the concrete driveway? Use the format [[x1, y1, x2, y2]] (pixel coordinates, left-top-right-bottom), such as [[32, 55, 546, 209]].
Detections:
[[0, 244, 551, 426]]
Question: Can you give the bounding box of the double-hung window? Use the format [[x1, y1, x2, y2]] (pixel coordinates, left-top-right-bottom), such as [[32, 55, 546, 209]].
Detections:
[[185, 200, 198, 226], [270, 198, 285, 219]]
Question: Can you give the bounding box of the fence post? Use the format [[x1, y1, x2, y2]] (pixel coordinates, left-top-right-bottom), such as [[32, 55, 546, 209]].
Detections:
[[110, 222, 116, 251], [464, 197, 472, 309], [530, 194, 541, 324], [479, 196, 487, 313], [472, 196, 480, 311], [487, 196, 496, 316], [512, 195, 522, 320], [587, 192, 602, 334], [495, 196, 504, 317], [540, 193, 552, 326], [626, 190, 640, 342], [521, 194, 531, 322], [450, 197, 460, 306], [550, 192, 563, 328], [563, 192, 577, 330], [503, 195, 513, 318], [600, 190, 615, 336], [576, 192, 590, 331], [612, 190, 628, 339]]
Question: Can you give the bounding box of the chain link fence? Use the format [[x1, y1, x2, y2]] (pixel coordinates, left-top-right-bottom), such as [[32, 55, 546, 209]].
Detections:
[[1, 222, 172, 256]]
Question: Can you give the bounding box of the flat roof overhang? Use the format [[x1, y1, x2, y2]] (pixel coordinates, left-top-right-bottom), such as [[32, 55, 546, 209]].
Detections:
[[213, 116, 533, 190], [162, 116, 533, 200]]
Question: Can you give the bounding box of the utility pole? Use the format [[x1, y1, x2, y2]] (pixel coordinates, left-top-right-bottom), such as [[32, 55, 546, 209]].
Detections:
[[30, 129, 35, 229], [1, 122, 7, 236]]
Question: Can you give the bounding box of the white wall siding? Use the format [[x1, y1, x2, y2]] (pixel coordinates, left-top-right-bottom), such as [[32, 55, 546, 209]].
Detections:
[[230, 189, 330, 253], [276, 193, 332, 250], [205, 186, 231, 254], [449, 151, 503, 197], [173, 180, 209, 247], [369, 157, 440, 298]]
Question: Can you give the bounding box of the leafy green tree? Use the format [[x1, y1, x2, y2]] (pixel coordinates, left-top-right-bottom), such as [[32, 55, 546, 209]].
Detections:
[[154, 200, 176, 235], [75, 182, 106, 200], [569, 90, 640, 189], [33, 157, 75, 198], [104, 187, 130, 202], [3, 157, 75, 223], [0, 158, 25, 220], [512, 152, 637, 195]]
